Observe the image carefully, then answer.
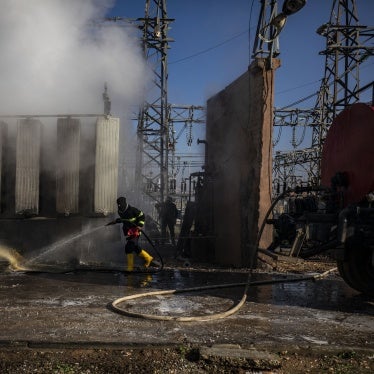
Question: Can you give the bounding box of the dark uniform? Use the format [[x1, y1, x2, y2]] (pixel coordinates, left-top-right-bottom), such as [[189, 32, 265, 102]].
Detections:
[[112, 197, 153, 270], [117, 203, 145, 255], [157, 196, 178, 245]]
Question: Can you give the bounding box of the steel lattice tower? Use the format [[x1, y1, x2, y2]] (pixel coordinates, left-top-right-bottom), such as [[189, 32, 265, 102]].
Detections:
[[311, 0, 374, 171], [106, 2, 206, 209], [134, 1, 206, 209], [135, 0, 174, 206], [271, 0, 373, 190]]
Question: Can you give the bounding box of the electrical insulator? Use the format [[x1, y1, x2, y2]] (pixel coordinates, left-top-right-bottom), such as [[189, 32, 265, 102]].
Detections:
[[181, 181, 186, 193], [169, 178, 176, 192], [146, 178, 153, 193]]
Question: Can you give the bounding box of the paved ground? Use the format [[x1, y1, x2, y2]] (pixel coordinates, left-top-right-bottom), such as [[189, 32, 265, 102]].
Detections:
[[1, 263, 373, 347], [0, 252, 373, 372]]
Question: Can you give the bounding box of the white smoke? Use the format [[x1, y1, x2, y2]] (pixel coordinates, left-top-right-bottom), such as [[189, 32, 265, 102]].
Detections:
[[0, 0, 150, 115]]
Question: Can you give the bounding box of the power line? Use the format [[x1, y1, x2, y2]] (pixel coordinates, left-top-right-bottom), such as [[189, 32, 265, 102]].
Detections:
[[279, 91, 319, 110], [276, 59, 374, 109], [169, 29, 249, 65], [276, 78, 322, 95]]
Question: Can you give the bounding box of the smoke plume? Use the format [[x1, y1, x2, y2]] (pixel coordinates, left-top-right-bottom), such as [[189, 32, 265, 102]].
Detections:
[[0, 0, 150, 115]]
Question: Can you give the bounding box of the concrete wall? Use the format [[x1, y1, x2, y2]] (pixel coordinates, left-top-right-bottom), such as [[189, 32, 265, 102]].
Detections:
[[206, 58, 279, 267]]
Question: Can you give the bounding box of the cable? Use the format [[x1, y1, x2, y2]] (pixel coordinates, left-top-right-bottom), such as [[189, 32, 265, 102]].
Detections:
[[169, 29, 249, 65], [278, 91, 319, 110], [276, 79, 322, 95], [109, 267, 337, 321]]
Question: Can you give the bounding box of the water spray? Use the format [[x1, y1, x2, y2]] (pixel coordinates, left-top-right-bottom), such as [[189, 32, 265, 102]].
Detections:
[[0, 245, 29, 271], [27, 226, 104, 265], [1, 225, 110, 273]]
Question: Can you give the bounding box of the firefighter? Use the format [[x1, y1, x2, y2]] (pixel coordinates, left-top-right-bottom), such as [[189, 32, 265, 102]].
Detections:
[[108, 197, 154, 271]]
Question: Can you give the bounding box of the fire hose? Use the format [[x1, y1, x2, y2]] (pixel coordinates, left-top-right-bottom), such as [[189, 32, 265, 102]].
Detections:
[[110, 198, 337, 321], [109, 268, 337, 322]]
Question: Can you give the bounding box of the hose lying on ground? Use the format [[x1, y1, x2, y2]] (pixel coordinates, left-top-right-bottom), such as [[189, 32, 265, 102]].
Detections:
[[111, 192, 336, 322], [110, 267, 337, 322]]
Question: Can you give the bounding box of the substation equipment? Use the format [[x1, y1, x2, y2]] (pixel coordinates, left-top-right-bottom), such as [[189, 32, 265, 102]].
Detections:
[[252, 0, 374, 295], [0, 1, 373, 297], [0, 113, 123, 265]]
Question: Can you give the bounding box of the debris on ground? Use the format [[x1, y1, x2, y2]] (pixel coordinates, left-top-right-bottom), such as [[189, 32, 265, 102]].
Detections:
[[0, 345, 373, 373]]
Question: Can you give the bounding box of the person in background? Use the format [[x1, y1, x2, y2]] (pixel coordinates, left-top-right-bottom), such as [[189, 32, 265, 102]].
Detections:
[[157, 196, 179, 246], [107, 197, 155, 271]]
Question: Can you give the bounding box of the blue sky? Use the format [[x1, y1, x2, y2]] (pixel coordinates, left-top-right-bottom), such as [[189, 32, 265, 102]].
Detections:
[[3, 1, 371, 190], [106, 0, 373, 106], [106, 0, 373, 162]]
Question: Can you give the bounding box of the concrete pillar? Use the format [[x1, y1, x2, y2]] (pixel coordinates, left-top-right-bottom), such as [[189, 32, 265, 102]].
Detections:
[[56, 118, 80, 215], [206, 74, 249, 267], [15, 119, 42, 215], [248, 58, 280, 257], [206, 58, 279, 268], [94, 116, 120, 215]]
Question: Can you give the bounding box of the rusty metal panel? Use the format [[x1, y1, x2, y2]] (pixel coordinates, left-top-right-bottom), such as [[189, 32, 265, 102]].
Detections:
[[15, 119, 41, 214], [94, 117, 119, 215], [56, 118, 80, 214], [321, 103, 374, 205]]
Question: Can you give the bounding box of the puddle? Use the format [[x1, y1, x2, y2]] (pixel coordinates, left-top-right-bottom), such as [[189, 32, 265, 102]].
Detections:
[[148, 269, 370, 314], [1, 266, 371, 315]]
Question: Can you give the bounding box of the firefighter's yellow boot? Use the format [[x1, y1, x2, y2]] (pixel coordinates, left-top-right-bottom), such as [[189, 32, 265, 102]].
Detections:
[[127, 253, 134, 271], [140, 274, 153, 287], [139, 249, 153, 268]]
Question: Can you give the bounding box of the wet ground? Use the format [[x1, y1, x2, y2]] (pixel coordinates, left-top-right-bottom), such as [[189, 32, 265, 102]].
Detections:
[[0, 254, 373, 372], [1, 263, 373, 346]]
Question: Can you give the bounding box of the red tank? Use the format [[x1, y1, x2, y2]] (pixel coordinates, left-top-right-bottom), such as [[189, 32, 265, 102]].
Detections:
[[321, 103, 374, 206]]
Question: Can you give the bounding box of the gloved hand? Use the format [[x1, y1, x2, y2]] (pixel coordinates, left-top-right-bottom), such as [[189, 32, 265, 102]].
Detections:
[[127, 226, 141, 238]]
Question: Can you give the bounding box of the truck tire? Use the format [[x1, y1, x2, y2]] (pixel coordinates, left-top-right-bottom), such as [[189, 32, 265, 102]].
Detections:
[[337, 238, 374, 297]]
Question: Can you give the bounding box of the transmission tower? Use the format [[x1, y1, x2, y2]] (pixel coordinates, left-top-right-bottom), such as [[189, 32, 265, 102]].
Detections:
[[272, 0, 373, 190], [141, 103, 205, 197], [134, 0, 174, 207], [311, 0, 374, 172], [106, 2, 206, 209]]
